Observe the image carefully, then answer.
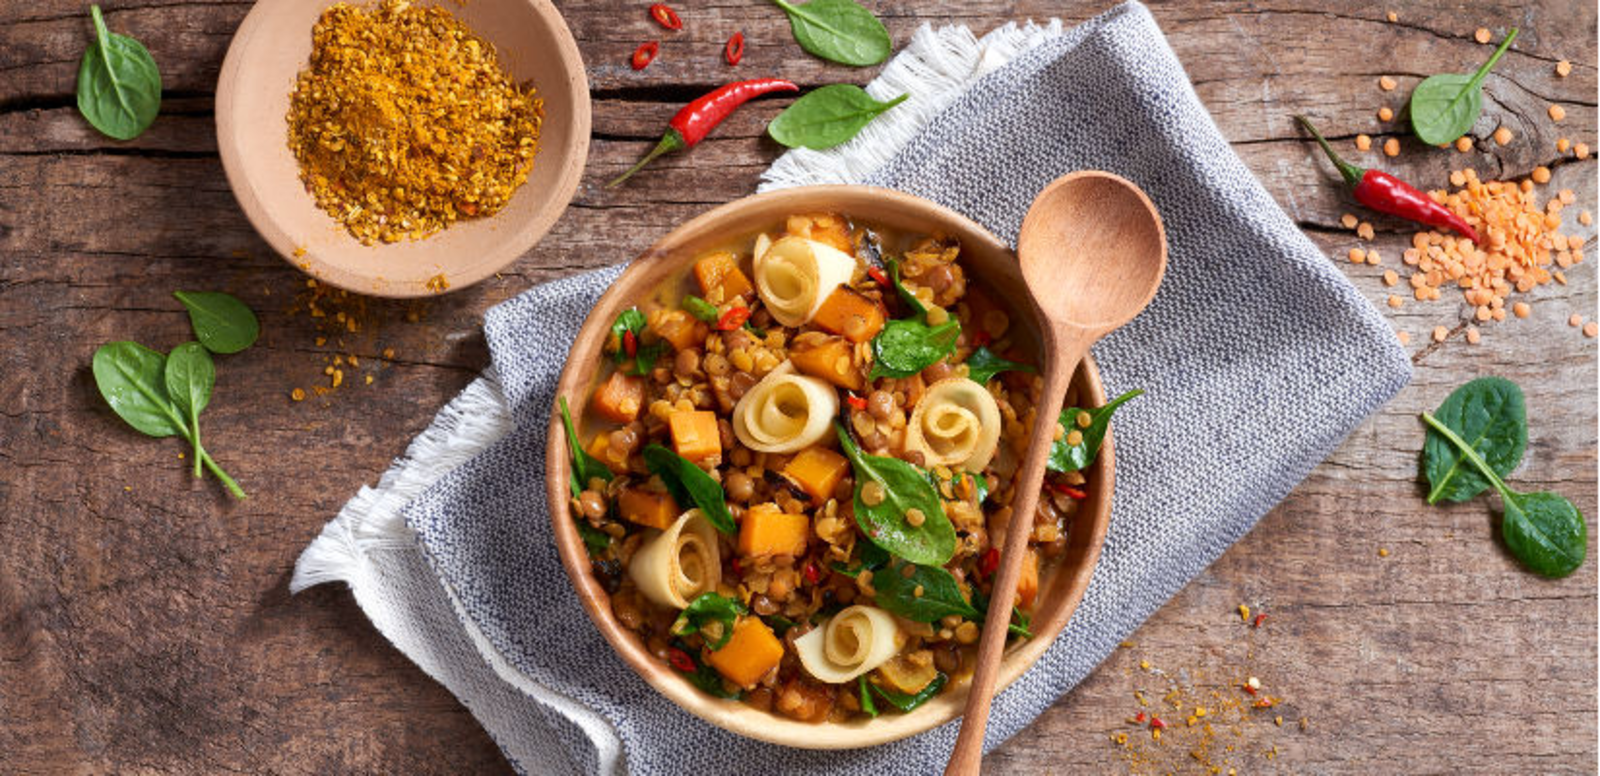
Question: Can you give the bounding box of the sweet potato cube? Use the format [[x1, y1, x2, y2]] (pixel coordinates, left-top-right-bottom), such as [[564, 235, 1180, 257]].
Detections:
[[587, 432, 628, 474], [1016, 548, 1040, 609], [618, 486, 680, 530], [668, 410, 721, 462], [789, 335, 864, 392], [694, 251, 754, 302], [650, 309, 705, 352], [707, 617, 785, 688], [738, 503, 809, 558], [782, 447, 849, 502], [591, 372, 644, 423], [812, 286, 885, 343]]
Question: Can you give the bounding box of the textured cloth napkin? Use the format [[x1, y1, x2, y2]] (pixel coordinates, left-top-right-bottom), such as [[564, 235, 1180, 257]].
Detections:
[[291, 4, 1411, 774]]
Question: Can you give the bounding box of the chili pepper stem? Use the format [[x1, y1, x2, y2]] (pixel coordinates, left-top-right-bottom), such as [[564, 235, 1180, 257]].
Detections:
[[1295, 115, 1365, 187], [608, 131, 686, 187]]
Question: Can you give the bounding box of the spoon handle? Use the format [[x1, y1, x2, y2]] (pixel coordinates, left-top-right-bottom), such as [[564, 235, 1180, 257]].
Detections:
[[945, 337, 1084, 775]]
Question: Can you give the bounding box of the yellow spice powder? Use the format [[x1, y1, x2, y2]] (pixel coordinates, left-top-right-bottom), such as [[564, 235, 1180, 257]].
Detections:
[[286, 0, 543, 245]]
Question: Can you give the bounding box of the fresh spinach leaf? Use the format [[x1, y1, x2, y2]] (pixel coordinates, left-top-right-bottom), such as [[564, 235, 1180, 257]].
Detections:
[[869, 671, 948, 713], [768, 85, 907, 150], [1048, 389, 1142, 473], [610, 308, 647, 344], [964, 345, 1034, 385], [1423, 376, 1526, 504], [609, 307, 663, 375], [1408, 27, 1518, 145], [870, 318, 961, 380], [682, 295, 719, 323], [969, 588, 1034, 639], [858, 675, 880, 717], [163, 342, 214, 478], [76, 5, 161, 141], [671, 640, 742, 699], [173, 291, 259, 354], [558, 396, 612, 499], [836, 424, 955, 565], [830, 539, 890, 576], [672, 592, 748, 650], [576, 519, 612, 556], [871, 560, 981, 622], [767, 614, 797, 637], [886, 256, 926, 317], [1421, 409, 1586, 578], [643, 444, 735, 535], [768, 0, 891, 67]]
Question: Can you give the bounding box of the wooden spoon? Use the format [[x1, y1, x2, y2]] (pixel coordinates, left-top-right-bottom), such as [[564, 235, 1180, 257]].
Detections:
[[945, 171, 1168, 775]]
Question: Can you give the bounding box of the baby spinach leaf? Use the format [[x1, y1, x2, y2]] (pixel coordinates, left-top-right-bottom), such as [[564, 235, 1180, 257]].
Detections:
[[608, 307, 662, 375], [768, 0, 891, 67], [870, 319, 960, 380], [93, 341, 185, 438], [965, 346, 1034, 385], [643, 444, 735, 535], [164, 342, 214, 478], [768, 85, 907, 150], [836, 424, 955, 565], [670, 640, 742, 699], [1048, 389, 1142, 473], [173, 291, 259, 354], [1408, 27, 1518, 145], [858, 675, 880, 717], [76, 5, 161, 141], [672, 592, 748, 650], [682, 295, 719, 323], [886, 255, 926, 317], [766, 614, 797, 637], [869, 672, 948, 713], [870, 560, 980, 622], [576, 519, 612, 556], [1423, 376, 1526, 504], [831, 539, 890, 576], [972, 588, 1033, 639], [559, 396, 612, 499]]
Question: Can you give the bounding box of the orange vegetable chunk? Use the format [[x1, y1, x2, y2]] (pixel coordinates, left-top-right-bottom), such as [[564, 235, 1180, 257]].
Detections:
[[618, 486, 680, 530], [789, 335, 864, 391], [812, 286, 885, 342], [1016, 548, 1040, 609], [669, 410, 722, 462], [782, 446, 849, 502], [587, 432, 627, 474], [591, 371, 644, 423], [707, 617, 785, 688], [738, 503, 809, 558], [694, 251, 754, 301], [651, 309, 705, 352]]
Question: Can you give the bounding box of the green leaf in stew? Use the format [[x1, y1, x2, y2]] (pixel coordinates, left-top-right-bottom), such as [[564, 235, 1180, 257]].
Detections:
[[869, 560, 981, 623], [642, 444, 736, 535], [1048, 389, 1142, 474], [836, 424, 955, 565], [558, 396, 612, 499], [964, 345, 1035, 386], [671, 592, 748, 650], [869, 672, 948, 713]]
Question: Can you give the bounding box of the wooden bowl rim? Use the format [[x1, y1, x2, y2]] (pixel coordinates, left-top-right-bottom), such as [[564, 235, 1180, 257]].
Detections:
[[544, 185, 1115, 748], [213, 0, 591, 298]]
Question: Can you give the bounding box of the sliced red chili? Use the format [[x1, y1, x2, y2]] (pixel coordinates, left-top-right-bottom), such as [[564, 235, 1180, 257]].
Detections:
[[1149, 716, 1167, 730], [979, 548, 1000, 577], [631, 41, 659, 71], [845, 393, 867, 410], [803, 562, 820, 585], [1133, 711, 1147, 723], [715, 306, 751, 331], [866, 267, 890, 287], [730, 557, 743, 576], [622, 329, 638, 358], [1049, 482, 1088, 499], [1252, 613, 1267, 628], [724, 32, 745, 65], [667, 647, 695, 672], [649, 3, 682, 30]]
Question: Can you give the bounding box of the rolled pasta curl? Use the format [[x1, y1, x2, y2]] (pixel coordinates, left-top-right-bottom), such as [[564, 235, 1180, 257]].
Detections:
[[628, 509, 722, 609], [731, 361, 839, 453], [905, 377, 1003, 471], [753, 236, 856, 327], [795, 605, 904, 683]]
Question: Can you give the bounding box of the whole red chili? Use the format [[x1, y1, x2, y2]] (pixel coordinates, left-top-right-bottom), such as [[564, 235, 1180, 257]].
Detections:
[[715, 306, 752, 331], [609, 78, 799, 186], [725, 32, 745, 65], [845, 393, 867, 410], [1296, 115, 1480, 243], [631, 41, 659, 71], [803, 562, 821, 585], [622, 329, 638, 358], [649, 3, 682, 30], [667, 647, 695, 672], [866, 266, 890, 287]]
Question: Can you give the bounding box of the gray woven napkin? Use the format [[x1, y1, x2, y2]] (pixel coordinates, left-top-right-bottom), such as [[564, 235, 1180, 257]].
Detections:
[[293, 3, 1410, 773]]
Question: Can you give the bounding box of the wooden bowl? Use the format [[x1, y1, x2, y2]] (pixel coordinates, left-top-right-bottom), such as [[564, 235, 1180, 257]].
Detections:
[[545, 186, 1114, 748], [215, 0, 589, 298]]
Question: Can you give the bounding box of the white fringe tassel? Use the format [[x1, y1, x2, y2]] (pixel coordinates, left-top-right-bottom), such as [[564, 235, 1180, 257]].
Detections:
[[759, 20, 1064, 192]]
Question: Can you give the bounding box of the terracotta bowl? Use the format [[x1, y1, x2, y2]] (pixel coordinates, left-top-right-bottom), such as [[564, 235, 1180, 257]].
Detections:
[[215, 0, 589, 298], [545, 185, 1115, 748]]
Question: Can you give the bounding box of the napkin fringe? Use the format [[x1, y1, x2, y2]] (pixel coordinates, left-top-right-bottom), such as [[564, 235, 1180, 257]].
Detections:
[[759, 19, 1063, 192]]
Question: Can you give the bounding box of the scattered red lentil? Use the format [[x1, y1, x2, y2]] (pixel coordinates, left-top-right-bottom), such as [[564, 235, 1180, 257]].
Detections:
[[1348, 247, 1366, 264], [1557, 137, 1571, 153], [1355, 134, 1373, 152], [1378, 546, 1391, 557], [1555, 59, 1572, 77], [1575, 143, 1590, 160], [1397, 329, 1410, 344], [1492, 126, 1513, 145], [1378, 75, 1397, 91], [1465, 327, 1481, 344], [1341, 213, 1359, 229], [1586, 322, 1599, 338], [1357, 221, 1376, 240], [1386, 10, 1397, 22], [1383, 137, 1400, 157], [1378, 106, 1394, 122], [1433, 325, 1449, 342], [1455, 136, 1473, 153], [1548, 104, 1566, 122], [1474, 27, 1492, 44]]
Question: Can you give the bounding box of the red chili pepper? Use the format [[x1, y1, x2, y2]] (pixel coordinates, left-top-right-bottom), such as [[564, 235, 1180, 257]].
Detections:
[[1253, 613, 1267, 628], [649, 3, 682, 30], [715, 306, 752, 331], [667, 647, 695, 672], [866, 267, 890, 287], [803, 562, 820, 585], [631, 41, 659, 71], [622, 329, 638, 358], [845, 393, 867, 410], [1049, 482, 1088, 499], [1149, 716, 1167, 730], [609, 78, 799, 186], [1296, 116, 1479, 243], [725, 32, 745, 65], [979, 548, 1000, 577]]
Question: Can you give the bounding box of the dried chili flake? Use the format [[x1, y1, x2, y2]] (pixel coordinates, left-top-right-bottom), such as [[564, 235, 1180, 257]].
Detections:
[[1134, 711, 1147, 723], [846, 393, 867, 410], [631, 41, 659, 70], [649, 3, 682, 30], [803, 562, 821, 584], [716, 306, 752, 331], [724, 32, 745, 65], [1253, 613, 1267, 628], [1149, 716, 1168, 730]]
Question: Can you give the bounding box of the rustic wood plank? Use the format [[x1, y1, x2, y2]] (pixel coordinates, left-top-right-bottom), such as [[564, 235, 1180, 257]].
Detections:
[[0, 0, 1594, 773]]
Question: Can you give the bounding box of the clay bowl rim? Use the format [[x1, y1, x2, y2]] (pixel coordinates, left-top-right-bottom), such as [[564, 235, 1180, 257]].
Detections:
[[544, 185, 1114, 749], [214, 0, 590, 298]]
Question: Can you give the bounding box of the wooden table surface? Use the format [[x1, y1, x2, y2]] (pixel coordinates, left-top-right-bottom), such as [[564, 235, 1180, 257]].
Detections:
[[2, 0, 1595, 773]]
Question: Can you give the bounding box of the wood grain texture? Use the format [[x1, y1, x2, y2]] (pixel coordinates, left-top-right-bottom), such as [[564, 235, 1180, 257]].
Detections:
[[0, 1, 1594, 773]]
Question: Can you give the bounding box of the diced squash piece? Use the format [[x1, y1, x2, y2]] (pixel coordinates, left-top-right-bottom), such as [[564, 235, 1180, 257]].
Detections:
[[785, 213, 853, 254], [591, 372, 644, 423], [812, 286, 885, 343], [588, 433, 628, 474], [789, 335, 864, 392], [651, 309, 705, 352], [668, 410, 722, 462], [618, 486, 680, 530], [707, 617, 785, 688], [1016, 548, 1040, 609], [782, 447, 849, 502], [694, 251, 754, 301], [738, 503, 809, 558]]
